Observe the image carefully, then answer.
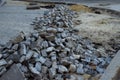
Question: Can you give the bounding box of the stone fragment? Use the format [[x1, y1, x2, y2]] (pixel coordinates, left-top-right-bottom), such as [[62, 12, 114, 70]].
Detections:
[[76, 64, 84, 74], [0, 54, 2, 59], [12, 32, 25, 43], [7, 60, 13, 67], [83, 74, 91, 80], [58, 52, 66, 58], [39, 32, 48, 38], [21, 40, 31, 46], [49, 67, 56, 78], [32, 32, 39, 38], [57, 21, 64, 27], [48, 41, 55, 47], [35, 62, 41, 72], [45, 35, 55, 41], [30, 36, 36, 41], [97, 47, 108, 57], [33, 52, 39, 58], [26, 50, 33, 60], [57, 28, 64, 32], [96, 67, 104, 73], [2, 52, 9, 59], [30, 42, 37, 49], [36, 56, 46, 64], [74, 74, 84, 80], [60, 43, 65, 48], [46, 47, 55, 52], [58, 65, 68, 73], [61, 32, 67, 38], [16, 63, 22, 69], [66, 75, 76, 80], [6, 52, 20, 62], [0, 59, 7, 66], [44, 59, 52, 67], [0, 67, 6, 76], [19, 55, 26, 63], [52, 61, 58, 69], [29, 64, 40, 75], [41, 49, 47, 57], [5, 42, 12, 49], [61, 59, 71, 66], [64, 48, 70, 52], [20, 44, 27, 55], [21, 65, 28, 73], [51, 55, 57, 61], [62, 74, 71, 79], [12, 44, 19, 50], [41, 66, 48, 74], [41, 41, 48, 48], [56, 74, 64, 80], [69, 64, 76, 72], [47, 28, 57, 33], [72, 54, 81, 59]]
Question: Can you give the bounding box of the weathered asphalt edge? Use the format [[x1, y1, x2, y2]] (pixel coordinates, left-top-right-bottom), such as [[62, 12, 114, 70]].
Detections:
[[100, 50, 120, 80]]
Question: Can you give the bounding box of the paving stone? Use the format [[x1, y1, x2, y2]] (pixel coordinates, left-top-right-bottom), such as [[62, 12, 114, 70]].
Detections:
[[46, 47, 55, 52], [36, 56, 46, 64], [35, 62, 42, 72], [58, 65, 68, 73], [29, 64, 40, 75], [0, 59, 7, 66], [69, 64, 76, 72]]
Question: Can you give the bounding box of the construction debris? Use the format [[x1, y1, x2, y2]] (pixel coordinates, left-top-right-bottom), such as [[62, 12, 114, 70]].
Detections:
[[0, 5, 117, 80]]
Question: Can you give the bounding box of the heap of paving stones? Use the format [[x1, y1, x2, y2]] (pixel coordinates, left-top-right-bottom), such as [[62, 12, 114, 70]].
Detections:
[[0, 5, 112, 80]]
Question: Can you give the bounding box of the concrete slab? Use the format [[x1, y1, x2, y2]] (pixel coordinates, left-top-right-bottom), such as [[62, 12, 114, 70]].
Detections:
[[0, 0, 47, 45], [0, 64, 25, 80]]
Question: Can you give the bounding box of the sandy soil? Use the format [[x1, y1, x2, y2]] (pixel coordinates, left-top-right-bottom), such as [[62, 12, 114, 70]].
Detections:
[[74, 12, 120, 44]]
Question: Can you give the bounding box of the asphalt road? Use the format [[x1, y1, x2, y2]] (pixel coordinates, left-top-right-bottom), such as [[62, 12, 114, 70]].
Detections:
[[0, 0, 47, 45]]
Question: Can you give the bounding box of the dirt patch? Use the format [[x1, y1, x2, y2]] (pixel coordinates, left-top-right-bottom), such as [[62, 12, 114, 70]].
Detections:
[[74, 12, 120, 45], [69, 4, 91, 12]]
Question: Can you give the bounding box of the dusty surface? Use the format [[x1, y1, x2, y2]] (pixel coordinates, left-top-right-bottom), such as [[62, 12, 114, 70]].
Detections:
[[0, 0, 47, 45], [74, 12, 120, 44]]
